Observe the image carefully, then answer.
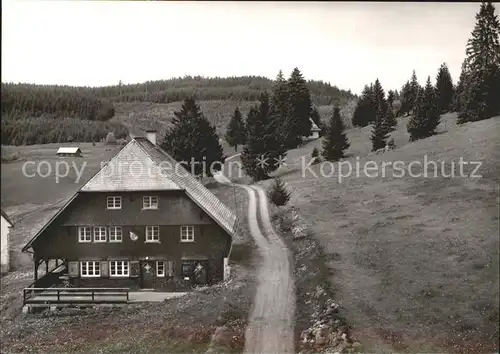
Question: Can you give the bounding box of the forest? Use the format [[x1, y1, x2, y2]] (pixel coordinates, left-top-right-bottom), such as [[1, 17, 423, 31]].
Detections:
[[0, 76, 356, 146]]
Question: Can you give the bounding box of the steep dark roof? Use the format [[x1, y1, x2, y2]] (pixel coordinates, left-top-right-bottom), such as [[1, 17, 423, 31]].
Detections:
[[1, 209, 14, 227], [22, 137, 237, 252]]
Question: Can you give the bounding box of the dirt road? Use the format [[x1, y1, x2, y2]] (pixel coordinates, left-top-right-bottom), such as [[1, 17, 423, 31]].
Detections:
[[239, 184, 296, 354], [212, 171, 296, 353]]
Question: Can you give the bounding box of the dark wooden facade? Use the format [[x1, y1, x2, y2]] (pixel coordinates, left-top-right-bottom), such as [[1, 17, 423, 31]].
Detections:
[[30, 190, 232, 291]]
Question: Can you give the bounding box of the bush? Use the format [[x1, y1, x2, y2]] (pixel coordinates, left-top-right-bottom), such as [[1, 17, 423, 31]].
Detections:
[[105, 132, 117, 145], [387, 137, 396, 150], [311, 147, 320, 164], [267, 177, 291, 207]]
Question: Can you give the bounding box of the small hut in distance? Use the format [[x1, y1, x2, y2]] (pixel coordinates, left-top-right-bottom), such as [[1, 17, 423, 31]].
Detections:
[[57, 147, 82, 157]]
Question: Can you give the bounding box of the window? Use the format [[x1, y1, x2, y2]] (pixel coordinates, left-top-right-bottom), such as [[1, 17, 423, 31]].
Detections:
[[107, 196, 122, 209], [145, 226, 160, 242], [156, 261, 165, 277], [78, 226, 92, 243], [143, 196, 159, 210], [80, 261, 100, 277], [110, 261, 129, 277], [94, 226, 107, 242], [180, 225, 194, 242], [109, 226, 123, 242]]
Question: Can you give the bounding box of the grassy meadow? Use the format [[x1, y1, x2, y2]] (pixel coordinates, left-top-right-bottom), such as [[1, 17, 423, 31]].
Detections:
[[255, 113, 500, 352]]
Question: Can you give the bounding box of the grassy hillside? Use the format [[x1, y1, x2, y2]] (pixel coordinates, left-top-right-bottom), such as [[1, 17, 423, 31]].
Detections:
[[254, 113, 500, 352]]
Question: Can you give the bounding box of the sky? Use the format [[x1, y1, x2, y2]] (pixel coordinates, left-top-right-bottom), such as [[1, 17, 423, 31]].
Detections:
[[1, 1, 495, 95]]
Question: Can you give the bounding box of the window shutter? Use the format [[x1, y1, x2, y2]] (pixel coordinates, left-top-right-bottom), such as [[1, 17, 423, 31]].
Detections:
[[68, 261, 79, 277], [167, 260, 174, 277], [130, 261, 140, 277], [100, 261, 109, 277]]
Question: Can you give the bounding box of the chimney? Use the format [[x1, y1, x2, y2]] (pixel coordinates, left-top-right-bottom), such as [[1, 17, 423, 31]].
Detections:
[[145, 130, 157, 145]]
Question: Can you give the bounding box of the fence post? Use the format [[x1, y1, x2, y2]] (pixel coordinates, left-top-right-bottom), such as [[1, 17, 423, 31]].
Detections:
[[92, 291, 95, 301], [57, 289, 60, 302]]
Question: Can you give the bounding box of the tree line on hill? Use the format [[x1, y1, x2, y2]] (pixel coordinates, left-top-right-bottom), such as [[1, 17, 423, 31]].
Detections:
[[92, 76, 356, 106], [0, 75, 355, 146], [349, 1, 499, 149]]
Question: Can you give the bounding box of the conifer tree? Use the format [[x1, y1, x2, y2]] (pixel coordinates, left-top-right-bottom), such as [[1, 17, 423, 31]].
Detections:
[[284, 67, 313, 149], [455, 59, 471, 119], [384, 105, 398, 133], [267, 177, 291, 207], [161, 97, 224, 177], [459, 2, 500, 123], [387, 90, 395, 112], [352, 84, 376, 127], [409, 70, 420, 114], [371, 106, 389, 151], [241, 93, 286, 181], [407, 77, 440, 141], [225, 107, 246, 151], [270, 70, 290, 141], [322, 105, 350, 161], [399, 81, 412, 116], [435, 62, 454, 113], [373, 79, 388, 115]]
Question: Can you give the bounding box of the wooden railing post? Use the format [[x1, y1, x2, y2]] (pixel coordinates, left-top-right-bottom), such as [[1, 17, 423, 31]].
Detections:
[[57, 289, 60, 302], [92, 291, 95, 301]]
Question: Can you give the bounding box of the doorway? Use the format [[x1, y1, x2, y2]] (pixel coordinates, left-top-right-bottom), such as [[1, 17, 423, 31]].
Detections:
[[140, 260, 155, 289]]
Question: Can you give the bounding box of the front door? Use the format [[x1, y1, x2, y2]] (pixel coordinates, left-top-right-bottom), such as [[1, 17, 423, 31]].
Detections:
[[140, 260, 155, 289]]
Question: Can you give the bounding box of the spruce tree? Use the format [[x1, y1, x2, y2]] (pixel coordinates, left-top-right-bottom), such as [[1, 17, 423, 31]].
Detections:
[[399, 81, 412, 116], [225, 107, 246, 152], [352, 84, 376, 127], [409, 70, 420, 114], [161, 97, 225, 177], [459, 2, 500, 123], [284, 67, 313, 149], [241, 93, 286, 181], [387, 90, 395, 112], [373, 79, 388, 115], [371, 106, 389, 151], [322, 105, 350, 161], [435, 62, 454, 113], [384, 105, 398, 133], [270, 70, 290, 142], [456, 59, 472, 121], [407, 77, 440, 141], [407, 90, 428, 141], [267, 177, 291, 207]]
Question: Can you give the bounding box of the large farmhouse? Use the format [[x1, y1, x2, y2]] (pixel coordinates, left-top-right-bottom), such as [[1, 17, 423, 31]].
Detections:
[[22, 132, 236, 291]]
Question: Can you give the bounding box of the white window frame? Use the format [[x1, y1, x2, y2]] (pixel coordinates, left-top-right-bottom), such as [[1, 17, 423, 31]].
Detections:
[[145, 226, 160, 243], [107, 196, 122, 210], [80, 261, 100, 277], [109, 261, 129, 277], [94, 226, 107, 242], [108, 226, 123, 242], [156, 261, 165, 277], [143, 196, 159, 210], [78, 226, 92, 243], [180, 225, 195, 242]]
